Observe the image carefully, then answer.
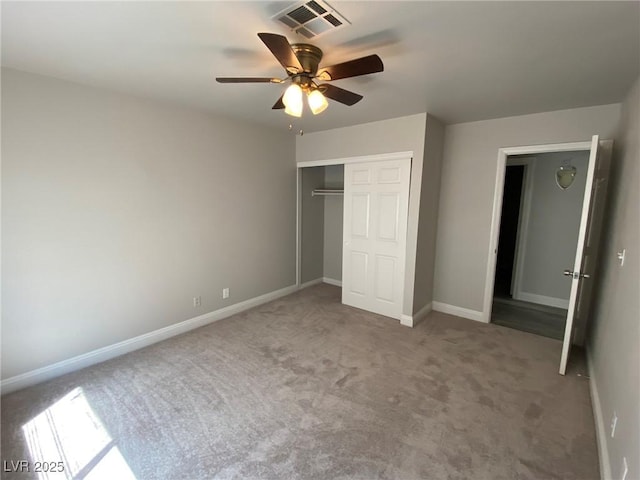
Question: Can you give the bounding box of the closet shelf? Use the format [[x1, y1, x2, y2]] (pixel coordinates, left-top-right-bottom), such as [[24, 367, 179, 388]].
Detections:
[[311, 189, 344, 197]]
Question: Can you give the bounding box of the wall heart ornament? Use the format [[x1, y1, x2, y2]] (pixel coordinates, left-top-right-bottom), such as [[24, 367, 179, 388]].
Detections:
[[556, 164, 577, 190]]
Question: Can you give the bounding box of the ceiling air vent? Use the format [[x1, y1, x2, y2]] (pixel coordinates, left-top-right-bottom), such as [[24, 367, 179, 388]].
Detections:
[[272, 0, 350, 39]]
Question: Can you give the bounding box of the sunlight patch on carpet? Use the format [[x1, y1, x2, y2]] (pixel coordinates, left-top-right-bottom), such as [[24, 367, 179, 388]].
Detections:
[[22, 387, 136, 480]]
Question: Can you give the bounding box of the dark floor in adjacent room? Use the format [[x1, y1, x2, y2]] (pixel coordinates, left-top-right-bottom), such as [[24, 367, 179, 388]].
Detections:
[[1, 284, 598, 480], [491, 297, 568, 340]]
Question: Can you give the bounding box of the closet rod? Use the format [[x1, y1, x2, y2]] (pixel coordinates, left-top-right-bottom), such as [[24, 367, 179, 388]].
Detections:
[[311, 189, 344, 197]]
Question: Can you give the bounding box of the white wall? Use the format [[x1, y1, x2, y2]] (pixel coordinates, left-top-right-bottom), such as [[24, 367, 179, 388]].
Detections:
[[588, 78, 639, 480], [514, 151, 589, 307], [322, 165, 343, 283], [1, 68, 297, 380], [434, 104, 621, 316], [296, 113, 427, 317]]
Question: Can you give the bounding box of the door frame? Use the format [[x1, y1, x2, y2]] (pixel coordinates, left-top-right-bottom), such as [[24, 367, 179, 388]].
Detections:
[[296, 151, 414, 318], [482, 141, 592, 323]]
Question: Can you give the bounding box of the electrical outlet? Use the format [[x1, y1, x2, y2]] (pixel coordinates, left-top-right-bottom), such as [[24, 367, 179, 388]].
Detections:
[[193, 296, 201, 307], [617, 249, 626, 267], [222, 288, 230, 299], [611, 411, 618, 438], [621, 457, 628, 480]]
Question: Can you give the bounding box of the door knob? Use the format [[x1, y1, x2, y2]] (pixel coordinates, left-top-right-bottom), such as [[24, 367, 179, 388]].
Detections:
[[563, 270, 590, 279]]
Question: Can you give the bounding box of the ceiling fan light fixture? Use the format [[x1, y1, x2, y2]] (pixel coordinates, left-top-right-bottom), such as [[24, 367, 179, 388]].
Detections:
[[283, 83, 303, 117], [284, 103, 303, 118], [307, 89, 328, 115], [217, 33, 384, 116]]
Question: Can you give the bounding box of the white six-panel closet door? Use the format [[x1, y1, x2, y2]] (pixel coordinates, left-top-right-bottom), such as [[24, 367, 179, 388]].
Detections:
[[342, 158, 411, 319]]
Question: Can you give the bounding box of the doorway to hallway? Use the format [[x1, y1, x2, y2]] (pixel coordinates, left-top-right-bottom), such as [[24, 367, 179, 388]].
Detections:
[[484, 136, 612, 374]]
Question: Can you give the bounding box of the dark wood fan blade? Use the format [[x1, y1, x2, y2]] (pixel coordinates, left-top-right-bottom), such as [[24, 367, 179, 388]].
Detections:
[[257, 33, 303, 74], [320, 84, 363, 106], [216, 77, 280, 83], [272, 95, 285, 109], [317, 54, 383, 81]]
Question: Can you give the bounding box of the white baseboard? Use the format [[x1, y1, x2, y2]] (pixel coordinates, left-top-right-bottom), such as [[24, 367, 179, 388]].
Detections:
[[515, 292, 569, 309], [298, 278, 323, 290], [299, 277, 342, 288], [400, 314, 413, 327], [322, 277, 342, 287], [400, 302, 433, 328], [432, 301, 485, 323], [1, 284, 298, 395], [587, 350, 611, 480], [414, 302, 433, 326]]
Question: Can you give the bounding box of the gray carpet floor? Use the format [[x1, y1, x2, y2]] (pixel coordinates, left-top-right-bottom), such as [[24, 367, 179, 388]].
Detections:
[[1, 284, 598, 479]]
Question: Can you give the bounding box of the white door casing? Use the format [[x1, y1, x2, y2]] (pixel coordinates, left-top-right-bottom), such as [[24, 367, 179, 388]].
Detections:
[[342, 158, 411, 319], [484, 140, 593, 324], [559, 136, 612, 374], [485, 137, 612, 375]]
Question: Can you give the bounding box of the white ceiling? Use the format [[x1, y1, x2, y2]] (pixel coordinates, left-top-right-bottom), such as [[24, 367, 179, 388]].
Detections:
[[2, 1, 639, 133]]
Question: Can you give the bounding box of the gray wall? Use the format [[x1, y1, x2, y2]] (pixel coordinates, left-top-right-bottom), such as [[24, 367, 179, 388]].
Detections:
[[300, 167, 325, 283], [296, 114, 428, 317], [413, 114, 445, 314], [589, 77, 639, 480], [434, 104, 622, 314], [322, 165, 344, 282], [1, 68, 297, 380], [515, 151, 589, 305]]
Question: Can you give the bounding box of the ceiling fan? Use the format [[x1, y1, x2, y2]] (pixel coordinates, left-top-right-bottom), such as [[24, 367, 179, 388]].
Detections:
[[216, 33, 384, 117]]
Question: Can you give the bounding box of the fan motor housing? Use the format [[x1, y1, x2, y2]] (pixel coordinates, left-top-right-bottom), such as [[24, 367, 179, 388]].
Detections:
[[291, 43, 323, 76]]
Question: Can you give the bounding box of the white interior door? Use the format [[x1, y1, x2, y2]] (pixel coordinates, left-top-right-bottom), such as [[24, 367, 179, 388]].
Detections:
[[559, 136, 612, 374], [342, 158, 411, 319]]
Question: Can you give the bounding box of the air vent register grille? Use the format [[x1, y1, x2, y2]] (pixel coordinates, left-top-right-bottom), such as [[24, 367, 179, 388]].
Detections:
[[272, 0, 349, 39]]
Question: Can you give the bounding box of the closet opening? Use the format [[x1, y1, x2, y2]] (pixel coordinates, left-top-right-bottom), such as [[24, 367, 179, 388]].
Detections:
[[297, 151, 413, 321], [299, 164, 344, 287]]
